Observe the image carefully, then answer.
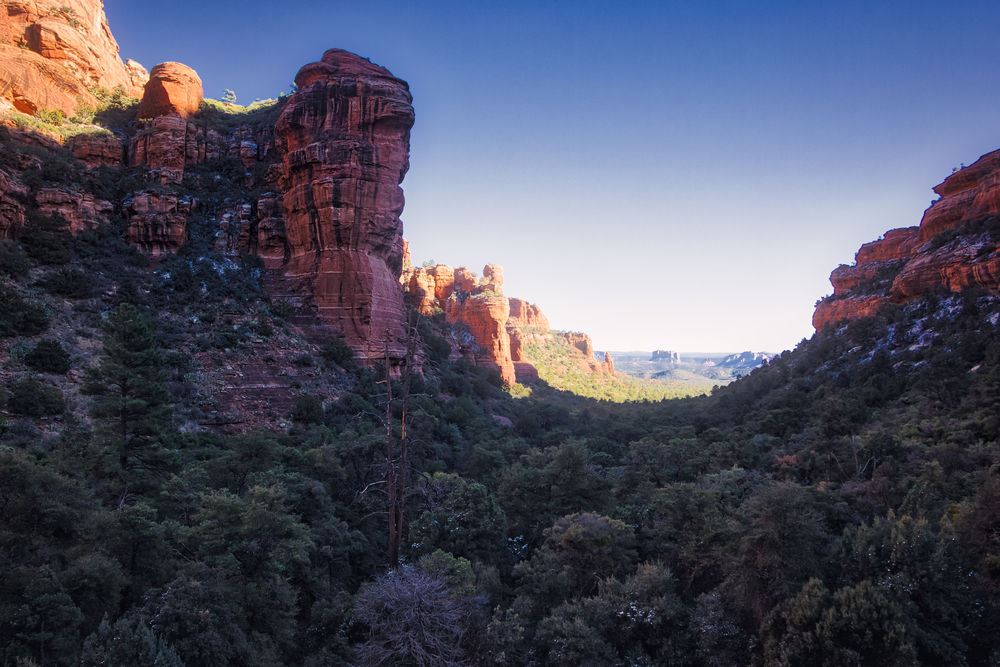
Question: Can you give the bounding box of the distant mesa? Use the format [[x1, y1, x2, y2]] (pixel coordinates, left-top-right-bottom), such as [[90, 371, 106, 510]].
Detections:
[[717, 351, 774, 367], [814, 147, 1000, 330], [650, 350, 679, 362]]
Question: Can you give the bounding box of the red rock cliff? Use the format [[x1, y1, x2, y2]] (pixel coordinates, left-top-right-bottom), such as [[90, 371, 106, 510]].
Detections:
[[814, 148, 1000, 330], [272, 49, 414, 357], [0, 0, 146, 115]]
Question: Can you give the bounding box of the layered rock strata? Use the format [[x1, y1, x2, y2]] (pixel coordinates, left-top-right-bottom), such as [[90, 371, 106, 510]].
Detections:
[[35, 187, 110, 233], [0, 0, 146, 115], [270, 49, 414, 357], [123, 191, 192, 254], [814, 149, 1000, 330]]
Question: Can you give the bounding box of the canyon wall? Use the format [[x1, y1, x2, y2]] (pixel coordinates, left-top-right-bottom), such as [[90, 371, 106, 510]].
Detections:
[[814, 149, 1000, 330], [1, 40, 416, 362]]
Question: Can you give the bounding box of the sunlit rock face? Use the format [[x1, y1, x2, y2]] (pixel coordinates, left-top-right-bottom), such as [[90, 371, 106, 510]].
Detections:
[[0, 0, 147, 115], [399, 258, 615, 386], [814, 148, 1000, 330], [136, 62, 203, 119], [273, 49, 414, 358]]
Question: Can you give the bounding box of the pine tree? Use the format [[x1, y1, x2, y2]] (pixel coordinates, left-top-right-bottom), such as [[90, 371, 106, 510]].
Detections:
[[80, 615, 183, 667], [83, 303, 172, 475]]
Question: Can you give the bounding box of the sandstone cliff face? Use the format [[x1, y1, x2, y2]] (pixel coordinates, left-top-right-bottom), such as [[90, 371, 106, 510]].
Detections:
[[0, 0, 146, 115], [920, 149, 1000, 241], [67, 131, 123, 168], [508, 298, 550, 330], [446, 293, 516, 386], [0, 168, 28, 238], [271, 49, 414, 356], [814, 148, 1000, 330]]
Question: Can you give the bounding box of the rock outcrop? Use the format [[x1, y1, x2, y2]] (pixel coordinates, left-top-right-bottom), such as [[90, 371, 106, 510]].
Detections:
[[508, 298, 550, 329], [129, 114, 189, 184], [0, 0, 146, 115], [0, 168, 28, 238], [35, 187, 111, 233], [270, 49, 414, 357], [67, 131, 123, 168], [651, 350, 680, 362], [123, 191, 192, 254], [814, 148, 1000, 330], [446, 293, 516, 386], [136, 62, 203, 119]]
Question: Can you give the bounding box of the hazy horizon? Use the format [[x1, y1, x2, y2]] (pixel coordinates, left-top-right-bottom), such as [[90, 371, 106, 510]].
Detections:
[[107, 0, 1000, 353]]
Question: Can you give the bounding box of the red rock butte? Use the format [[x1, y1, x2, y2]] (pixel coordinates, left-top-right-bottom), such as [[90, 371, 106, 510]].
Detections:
[[814, 148, 1000, 330]]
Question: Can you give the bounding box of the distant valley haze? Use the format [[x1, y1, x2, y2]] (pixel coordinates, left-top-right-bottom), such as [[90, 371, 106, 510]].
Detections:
[[107, 0, 1000, 352]]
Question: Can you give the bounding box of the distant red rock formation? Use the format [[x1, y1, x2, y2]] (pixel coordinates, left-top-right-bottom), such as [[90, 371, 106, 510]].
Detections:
[[508, 298, 550, 329], [814, 148, 1000, 330], [401, 258, 613, 385]]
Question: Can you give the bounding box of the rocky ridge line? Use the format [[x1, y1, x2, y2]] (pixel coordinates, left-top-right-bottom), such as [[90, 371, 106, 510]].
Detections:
[[814, 148, 1000, 330]]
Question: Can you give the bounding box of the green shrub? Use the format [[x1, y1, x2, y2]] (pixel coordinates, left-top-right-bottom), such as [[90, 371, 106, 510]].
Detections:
[[320, 336, 354, 366], [20, 212, 72, 264], [0, 285, 50, 336], [293, 394, 324, 424], [36, 266, 93, 298], [25, 339, 71, 374], [270, 300, 294, 319], [0, 244, 31, 278], [35, 108, 66, 126], [8, 377, 65, 416], [291, 353, 314, 367]]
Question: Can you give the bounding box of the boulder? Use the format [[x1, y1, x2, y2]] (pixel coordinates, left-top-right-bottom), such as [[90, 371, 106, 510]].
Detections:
[[136, 62, 203, 119]]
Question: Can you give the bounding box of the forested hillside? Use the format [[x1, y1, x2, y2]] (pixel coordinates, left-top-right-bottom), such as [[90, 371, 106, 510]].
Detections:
[[3, 130, 1000, 665]]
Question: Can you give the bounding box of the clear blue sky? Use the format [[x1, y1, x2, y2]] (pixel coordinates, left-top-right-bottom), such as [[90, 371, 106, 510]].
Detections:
[[107, 0, 1000, 353]]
